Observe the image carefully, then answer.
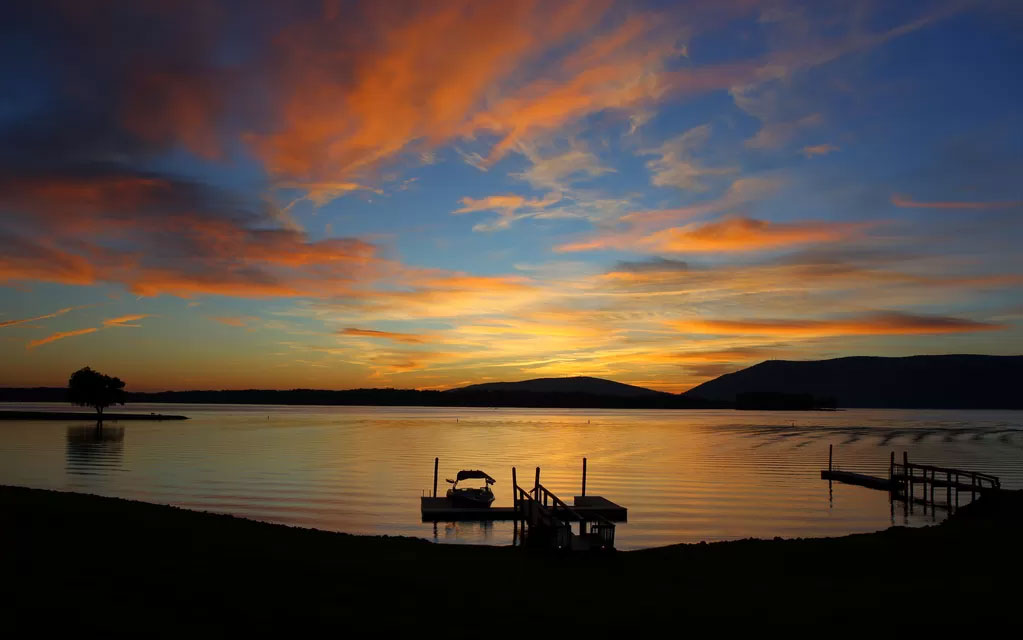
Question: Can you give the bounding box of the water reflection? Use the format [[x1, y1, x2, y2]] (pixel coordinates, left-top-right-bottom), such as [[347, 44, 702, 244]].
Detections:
[[66, 424, 125, 476], [433, 520, 495, 544], [0, 405, 1012, 549]]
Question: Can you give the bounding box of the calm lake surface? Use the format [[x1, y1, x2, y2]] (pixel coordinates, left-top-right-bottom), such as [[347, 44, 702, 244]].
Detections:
[[1, 403, 1021, 550]]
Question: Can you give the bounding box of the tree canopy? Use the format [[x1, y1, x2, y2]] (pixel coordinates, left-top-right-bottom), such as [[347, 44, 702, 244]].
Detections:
[[68, 367, 125, 418]]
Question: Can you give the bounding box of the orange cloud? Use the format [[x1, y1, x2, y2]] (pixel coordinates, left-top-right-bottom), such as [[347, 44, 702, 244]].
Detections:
[[890, 194, 1022, 210], [0, 306, 78, 328], [212, 316, 257, 327], [26, 327, 99, 349], [122, 71, 225, 159], [802, 144, 839, 158], [672, 312, 1003, 337], [251, 2, 611, 185], [339, 328, 426, 344], [0, 172, 384, 299], [554, 176, 785, 252], [639, 217, 860, 253], [102, 314, 153, 328]]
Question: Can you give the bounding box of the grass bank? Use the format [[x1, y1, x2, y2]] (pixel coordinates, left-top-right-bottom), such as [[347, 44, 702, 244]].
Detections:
[[2, 485, 1019, 632]]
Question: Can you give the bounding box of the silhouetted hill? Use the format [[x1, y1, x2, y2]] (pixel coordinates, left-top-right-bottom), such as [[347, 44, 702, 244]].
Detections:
[[0, 382, 723, 409], [451, 376, 661, 397], [684, 355, 1023, 409]]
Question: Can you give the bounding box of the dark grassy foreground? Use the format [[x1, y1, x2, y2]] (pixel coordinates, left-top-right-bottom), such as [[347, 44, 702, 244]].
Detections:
[[2, 486, 1020, 633]]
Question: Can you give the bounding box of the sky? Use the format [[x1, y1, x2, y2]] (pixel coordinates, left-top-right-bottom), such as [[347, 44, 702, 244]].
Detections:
[[1, 0, 1021, 393]]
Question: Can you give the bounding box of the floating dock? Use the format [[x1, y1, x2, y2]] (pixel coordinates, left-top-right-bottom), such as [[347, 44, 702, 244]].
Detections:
[[421, 457, 626, 550], [420, 495, 627, 522], [820, 445, 1001, 513]]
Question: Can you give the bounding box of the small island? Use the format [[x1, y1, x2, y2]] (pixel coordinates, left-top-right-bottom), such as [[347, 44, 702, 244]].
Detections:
[[1, 366, 187, 421]]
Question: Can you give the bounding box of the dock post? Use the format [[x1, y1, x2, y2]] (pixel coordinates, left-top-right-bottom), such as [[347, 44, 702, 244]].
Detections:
[[889, 451, 894, 481], [828, 444, 833, 472], [534, 466, 540, 499], [971, 473, 976, 501], [512, 466, 518, 544], [903, 452, 910, 498], [946, 470, 951, 508], [433, 457, 439, 498], [582, 457, 587, 496]]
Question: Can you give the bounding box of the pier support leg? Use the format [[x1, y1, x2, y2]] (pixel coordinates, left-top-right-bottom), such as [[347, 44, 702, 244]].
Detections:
[[582, 457, 587, 497], [433, 457, 438, 498], [828, 444, 833, 472], [946, 471, 951, 509], [903, 451, 910, 498]]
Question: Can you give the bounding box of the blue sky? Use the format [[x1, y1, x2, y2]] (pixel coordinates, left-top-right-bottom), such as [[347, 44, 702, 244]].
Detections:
[[1, 0, 1021, 391]]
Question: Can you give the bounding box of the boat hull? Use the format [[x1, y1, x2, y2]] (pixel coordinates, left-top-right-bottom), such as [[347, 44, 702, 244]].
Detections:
[[446, 488, 494, 508]]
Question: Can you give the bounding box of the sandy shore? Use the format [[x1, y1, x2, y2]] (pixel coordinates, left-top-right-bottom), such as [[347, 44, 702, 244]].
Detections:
[[1, 485, 1019, 632]]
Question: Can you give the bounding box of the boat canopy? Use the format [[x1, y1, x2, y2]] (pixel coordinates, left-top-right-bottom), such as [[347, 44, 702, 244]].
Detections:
[[454, 470, 496, 484]]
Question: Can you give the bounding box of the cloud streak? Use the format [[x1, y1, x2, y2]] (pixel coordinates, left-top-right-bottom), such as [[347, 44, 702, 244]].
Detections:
[[672, 312, 1004, 337], [891, 194, 1022, 210], [26, 327, 99, 350], [0, 306, 78, 329]]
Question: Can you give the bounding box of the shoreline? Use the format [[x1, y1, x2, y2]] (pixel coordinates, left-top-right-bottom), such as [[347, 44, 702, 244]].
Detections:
[[2, 484, 1019, 629], [0, 410, 188, 420]]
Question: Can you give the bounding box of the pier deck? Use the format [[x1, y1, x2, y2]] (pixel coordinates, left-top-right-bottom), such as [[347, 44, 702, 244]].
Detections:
[[420, 495, 627, 522], [820, 470, 894, 491]]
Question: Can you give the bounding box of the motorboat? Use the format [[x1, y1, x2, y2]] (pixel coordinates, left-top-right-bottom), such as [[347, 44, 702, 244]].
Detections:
[[445, 469, 496, 508]]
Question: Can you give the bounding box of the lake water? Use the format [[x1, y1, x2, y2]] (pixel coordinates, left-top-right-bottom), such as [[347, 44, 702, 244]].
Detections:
[[1, 403, 1020, 550]]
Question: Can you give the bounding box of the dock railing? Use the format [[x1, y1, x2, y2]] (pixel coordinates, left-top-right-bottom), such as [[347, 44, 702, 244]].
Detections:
[[513, 478, 615, 550], [890, 452, 1001, 496]]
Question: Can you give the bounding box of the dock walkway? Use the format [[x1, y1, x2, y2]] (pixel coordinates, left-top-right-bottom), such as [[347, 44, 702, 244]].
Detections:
[[821, 446, 1001, 513], [420, 458, 626, 551]]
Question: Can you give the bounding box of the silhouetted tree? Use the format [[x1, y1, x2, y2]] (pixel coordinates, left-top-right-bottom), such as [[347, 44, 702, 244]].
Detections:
[[68, 367, 125, 419]]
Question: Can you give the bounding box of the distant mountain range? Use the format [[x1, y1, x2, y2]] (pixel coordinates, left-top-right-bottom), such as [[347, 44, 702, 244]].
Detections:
[[683, 354, 1023, 409], [453, 376, 660, 398], [2, 355, 1019, 409]]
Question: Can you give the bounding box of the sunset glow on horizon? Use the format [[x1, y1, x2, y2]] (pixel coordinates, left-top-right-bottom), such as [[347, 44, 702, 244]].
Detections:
[[1, 1, 1021, 392]]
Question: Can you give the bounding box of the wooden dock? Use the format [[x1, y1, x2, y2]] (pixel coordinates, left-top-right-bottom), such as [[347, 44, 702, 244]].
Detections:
[[420, 457, 626, 550], [420, 495, 627, 522], [821, 445, 1001, 513], [820, 470, 893, 491]]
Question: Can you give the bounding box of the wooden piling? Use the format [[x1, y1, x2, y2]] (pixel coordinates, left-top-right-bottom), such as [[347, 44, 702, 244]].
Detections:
[[433, 457, 439, 498], [511, 466, 518, 541], [582, 457, 587, 497], [534, 466, 540, 497], [946, 470, 951, 507], [889, 451, 895, 480], [903, 451, 910, 497]]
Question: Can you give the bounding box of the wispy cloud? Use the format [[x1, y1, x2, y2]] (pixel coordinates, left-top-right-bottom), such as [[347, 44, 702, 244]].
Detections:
[[0, 306, 78, 328], [212, 316, 259, 327], [673, 312, 1003, 337], [26, 327, 99, 349], [641, 124, 735, 191], [891, 194, 1022, 210], [802, 144, 839, 158], [103, 314, 153, 328], [338, 328, 427, 344]]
